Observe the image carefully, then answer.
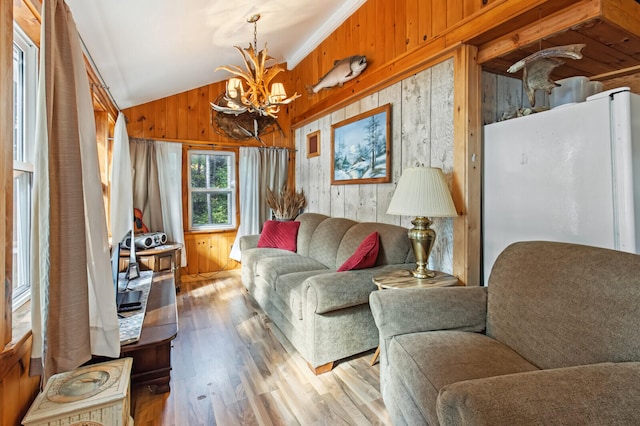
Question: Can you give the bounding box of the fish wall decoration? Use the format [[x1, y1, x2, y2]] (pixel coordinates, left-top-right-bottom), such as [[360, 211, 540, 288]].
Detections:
[[507, 43, 586, 107], [307, 55, 367, 94]]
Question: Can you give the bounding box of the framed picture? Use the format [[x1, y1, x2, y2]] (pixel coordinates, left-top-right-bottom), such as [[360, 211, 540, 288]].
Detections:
[[331, 103, 391, 185], [306, 130, 320, 158]]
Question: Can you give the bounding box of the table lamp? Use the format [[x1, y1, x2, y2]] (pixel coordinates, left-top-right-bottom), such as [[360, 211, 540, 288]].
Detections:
[[387, 166, 458, 278]]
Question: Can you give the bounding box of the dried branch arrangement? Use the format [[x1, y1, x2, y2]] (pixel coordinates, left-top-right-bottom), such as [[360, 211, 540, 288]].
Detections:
[[267, 185, 306, 220]]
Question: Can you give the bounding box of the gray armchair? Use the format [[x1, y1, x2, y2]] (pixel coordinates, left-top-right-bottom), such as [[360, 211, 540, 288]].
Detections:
[[370, 241, 640, 425]]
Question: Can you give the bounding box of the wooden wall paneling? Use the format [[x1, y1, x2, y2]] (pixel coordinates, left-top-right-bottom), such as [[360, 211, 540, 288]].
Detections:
[[481, 71, 498, 124], [317, 114, 333, 216], [224, 234, 239, 270], [154, 97, 167, 139], [452, 44, 482, 286], [394, 0, 408, 57], [165, 92, 178, 140], [495, 72, 526, 120], [354, 94, 379, 223], [329, 109, 346, 218], [429, 59, 455, 276], [363, 0, 375, 57], [406, 0, 420, 50], [601, 71, 640, 94], [341, 103, 363, 219], [447, 1, 464, 29], [418, 0, 433, 45], [400, 68, 432, 173], [355, 6, 367, 57], [185, 237, 199, 276], [126, 104, 142, 138], [378, 0, 393, 65], [377, 83, 403, 226], [197, 87, 210, 141], [0, 337, 40, 426], [432, 1, 448, 35], [187, 88, 200, 141], [176, 91, 189, 140]]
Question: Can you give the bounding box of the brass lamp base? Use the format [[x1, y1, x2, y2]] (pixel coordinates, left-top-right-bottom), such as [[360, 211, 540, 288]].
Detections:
[[408, 216, 436, 279]]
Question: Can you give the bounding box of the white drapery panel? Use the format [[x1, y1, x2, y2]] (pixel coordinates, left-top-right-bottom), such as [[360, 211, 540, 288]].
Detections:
[[230, 148, 261, 261], [111, 112, 136, 265], [229, 147, 289, 261], [156, 142, 187, 266], [31, 0, 119, 382]]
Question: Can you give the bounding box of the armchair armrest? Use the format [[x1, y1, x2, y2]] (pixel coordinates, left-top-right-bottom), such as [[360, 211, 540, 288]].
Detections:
[[437, 362, 640, 425], [369, 286, 487, 340]]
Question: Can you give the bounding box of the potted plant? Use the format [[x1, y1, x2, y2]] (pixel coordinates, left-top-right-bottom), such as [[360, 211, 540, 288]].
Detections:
[[266, 185, 306, 220]]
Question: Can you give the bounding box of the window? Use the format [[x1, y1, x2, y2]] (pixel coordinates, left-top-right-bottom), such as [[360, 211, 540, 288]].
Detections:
[[12, 24, 37, 309], [187, 150, 236, 231]]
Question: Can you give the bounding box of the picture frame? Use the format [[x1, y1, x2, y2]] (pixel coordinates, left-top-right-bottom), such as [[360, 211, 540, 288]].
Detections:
[[331, 103, 391, 185], [306, 130, 320, 158]]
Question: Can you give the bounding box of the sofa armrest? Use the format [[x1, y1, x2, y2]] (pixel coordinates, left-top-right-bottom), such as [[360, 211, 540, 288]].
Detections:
[[369, 286, 487, 340], [304, 265, 409, 314], [240, 234, 260, 251], [437, 362, 640, 425]]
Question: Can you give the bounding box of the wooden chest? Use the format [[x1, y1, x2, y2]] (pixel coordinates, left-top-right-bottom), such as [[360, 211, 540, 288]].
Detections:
[[22, 358, 133, 426]]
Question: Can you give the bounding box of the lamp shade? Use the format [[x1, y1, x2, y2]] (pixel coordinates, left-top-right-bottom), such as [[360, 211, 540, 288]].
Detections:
[[387, 167, 457, 217]]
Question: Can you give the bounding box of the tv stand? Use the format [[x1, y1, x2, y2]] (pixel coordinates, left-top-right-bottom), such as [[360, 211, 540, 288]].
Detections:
[[120, 271, 178, 393]]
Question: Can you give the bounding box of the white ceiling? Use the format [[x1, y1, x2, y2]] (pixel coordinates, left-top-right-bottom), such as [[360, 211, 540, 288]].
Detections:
[[65, 0, 365, 109]]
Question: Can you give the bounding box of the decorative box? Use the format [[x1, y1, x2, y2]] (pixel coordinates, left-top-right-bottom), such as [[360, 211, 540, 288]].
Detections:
[[22, 358, 133, 426]]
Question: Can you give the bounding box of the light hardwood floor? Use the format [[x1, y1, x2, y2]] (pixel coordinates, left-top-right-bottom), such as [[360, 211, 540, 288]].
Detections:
[[131, 271, 391, 425]]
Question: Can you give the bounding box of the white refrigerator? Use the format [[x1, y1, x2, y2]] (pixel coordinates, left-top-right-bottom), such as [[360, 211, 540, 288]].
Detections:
[[482, 88, 640, 285]]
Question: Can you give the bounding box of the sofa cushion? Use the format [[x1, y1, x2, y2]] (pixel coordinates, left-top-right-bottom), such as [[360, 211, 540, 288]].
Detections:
[[294, 213, 330, 257], [389, 330, 538, 425], [338, 232, 380, 271], [337, 222, 413, 267], [258, 220, 301, 251], [307, 217, 357, 269], [256, 255, 328, 288], [437, 362, 640, 426]]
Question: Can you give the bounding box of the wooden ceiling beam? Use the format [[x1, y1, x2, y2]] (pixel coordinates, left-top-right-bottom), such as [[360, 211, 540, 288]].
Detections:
[[476, 0, 602, 64]]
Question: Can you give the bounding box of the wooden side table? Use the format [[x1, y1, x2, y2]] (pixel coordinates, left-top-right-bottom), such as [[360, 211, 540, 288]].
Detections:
[[121, 242, 182, 292], [370, 269, 458, 365]]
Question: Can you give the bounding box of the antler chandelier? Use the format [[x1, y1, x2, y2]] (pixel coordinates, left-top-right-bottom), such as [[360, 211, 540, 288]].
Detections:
[[211, 14, 300, 119]]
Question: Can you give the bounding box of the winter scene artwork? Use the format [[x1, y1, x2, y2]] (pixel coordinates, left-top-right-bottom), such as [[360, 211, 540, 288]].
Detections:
[[331, 104, 391, 185]]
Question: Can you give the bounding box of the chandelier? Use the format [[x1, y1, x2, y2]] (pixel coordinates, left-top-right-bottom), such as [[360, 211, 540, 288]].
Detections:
[[211, 14, 300, 119]]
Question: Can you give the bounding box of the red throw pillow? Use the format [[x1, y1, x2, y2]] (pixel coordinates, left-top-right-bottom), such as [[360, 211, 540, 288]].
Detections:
[[257, 220, 301, 252], [338, 232, 380, 272]]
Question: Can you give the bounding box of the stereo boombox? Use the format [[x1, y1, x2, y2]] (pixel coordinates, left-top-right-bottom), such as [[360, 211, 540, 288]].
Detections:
[[120, 232, 167, 250]]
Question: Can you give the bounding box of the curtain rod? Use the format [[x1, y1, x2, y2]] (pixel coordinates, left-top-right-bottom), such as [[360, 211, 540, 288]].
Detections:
[[78, 33, 121, 113]]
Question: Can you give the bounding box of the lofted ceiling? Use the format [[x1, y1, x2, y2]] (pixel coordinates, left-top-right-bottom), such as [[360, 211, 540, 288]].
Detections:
[[65, 0, 365, 110]]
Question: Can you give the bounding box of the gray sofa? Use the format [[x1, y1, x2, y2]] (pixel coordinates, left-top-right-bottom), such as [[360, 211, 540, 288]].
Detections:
[[240, 213, 414, 374], [370, 241, 640, 425]]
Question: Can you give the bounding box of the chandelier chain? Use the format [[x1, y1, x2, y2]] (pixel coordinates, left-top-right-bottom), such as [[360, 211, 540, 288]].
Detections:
[[253, 19, 258, 52]]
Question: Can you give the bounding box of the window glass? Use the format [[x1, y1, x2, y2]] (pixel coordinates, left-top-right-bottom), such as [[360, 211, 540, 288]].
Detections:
[[188, 151, 236, 230], [12, 25, 37, 309]]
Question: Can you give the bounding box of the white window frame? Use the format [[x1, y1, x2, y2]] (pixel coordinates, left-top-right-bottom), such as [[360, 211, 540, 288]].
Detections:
[[187, 150, 236, 231], [12, 24, 38, 310]]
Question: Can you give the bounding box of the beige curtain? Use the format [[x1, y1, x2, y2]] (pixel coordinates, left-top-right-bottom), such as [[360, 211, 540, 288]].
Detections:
[[31, 0, 120, 382], [130, 138, 163, 232]]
